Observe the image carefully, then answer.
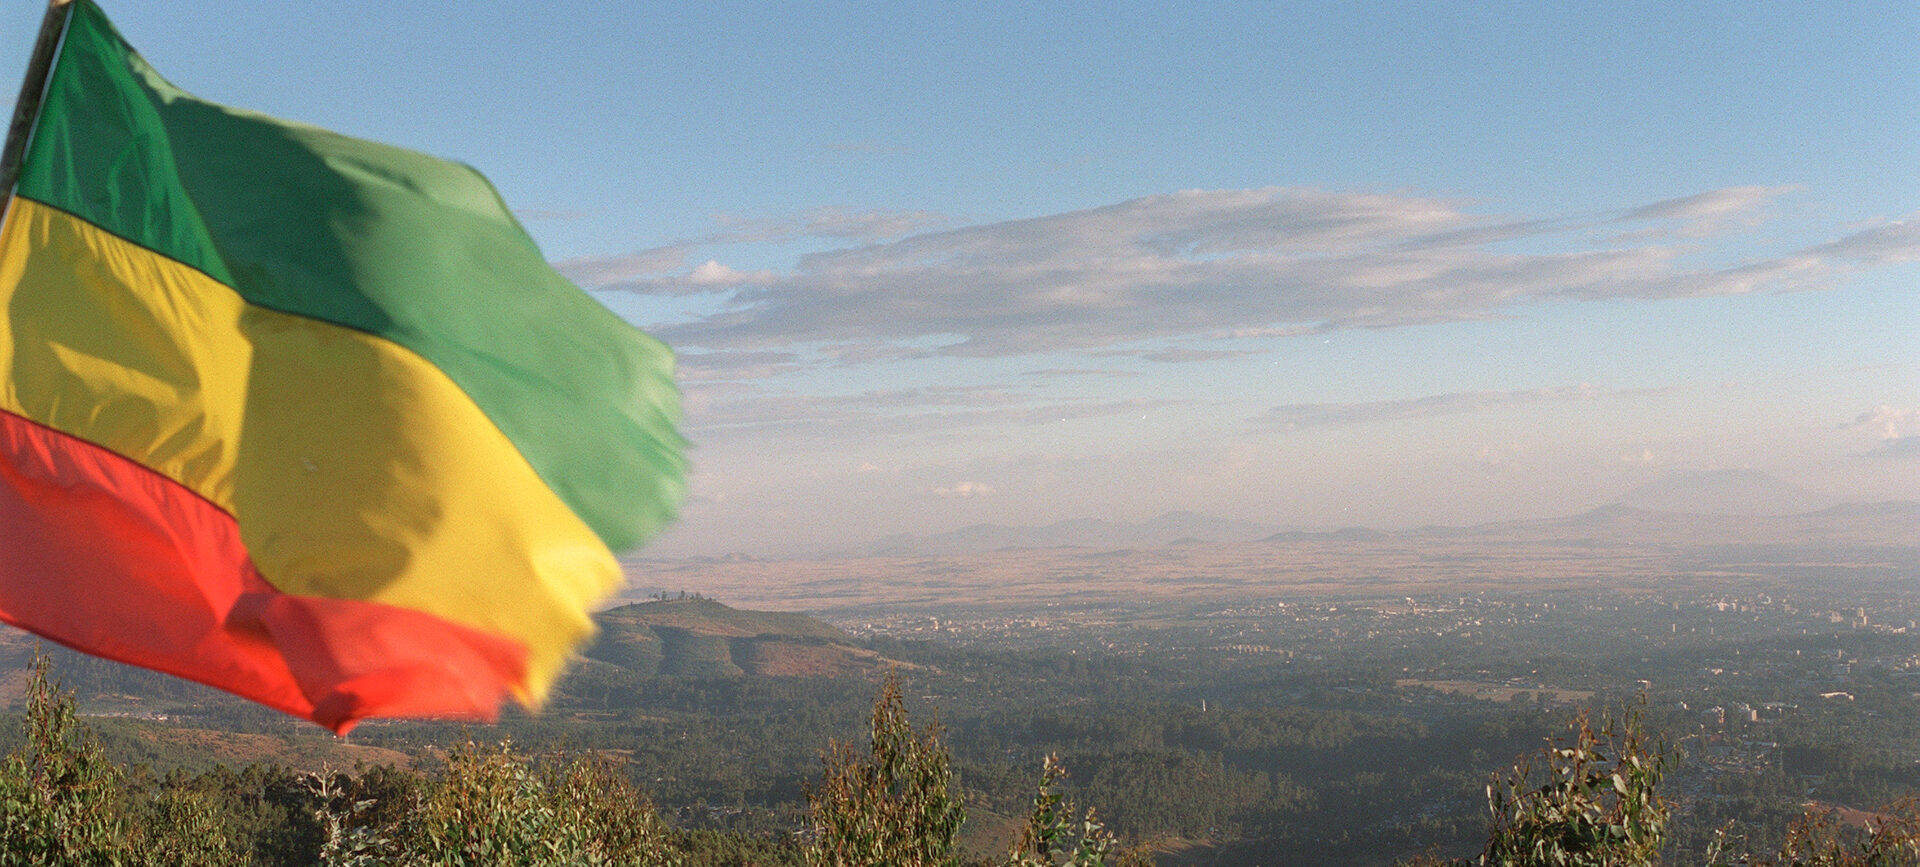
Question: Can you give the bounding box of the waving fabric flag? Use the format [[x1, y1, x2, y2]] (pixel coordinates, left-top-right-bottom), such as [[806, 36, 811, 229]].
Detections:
[[0, 0, 685, 733]]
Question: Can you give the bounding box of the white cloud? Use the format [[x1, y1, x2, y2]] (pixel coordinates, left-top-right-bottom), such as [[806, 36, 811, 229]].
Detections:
[[712, 206, 949, 242], [1846, 405, 1920, 440], [1219, 325, 1322, 339], [680, 382, 1186, 440], [637, 186, 1888, 359], [1809, 217, 1920, 264], [676, 350, 801, 382], [559, 244, 691, 285], [557, 207, 951, 294], [1253, 384, 1650, 430], [1139, 348, 1259, 363], [932, 481, 996, 498], [1021, 367, 1141, 378], [1472, 443, 1528, 474], [1620, 185, 1797, 225], [1866, 437, 1920, 460], [687, 260, 776, 287]]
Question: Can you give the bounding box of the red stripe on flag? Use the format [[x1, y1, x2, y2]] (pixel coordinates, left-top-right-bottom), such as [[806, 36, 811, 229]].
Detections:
[[0, 408, 531, 733]]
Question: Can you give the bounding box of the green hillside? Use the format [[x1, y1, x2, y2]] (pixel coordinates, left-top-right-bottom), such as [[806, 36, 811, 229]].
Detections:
[[582, 598, 890, 678]]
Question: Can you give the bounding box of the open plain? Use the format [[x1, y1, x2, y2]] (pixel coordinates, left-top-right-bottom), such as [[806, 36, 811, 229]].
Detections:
[[623, 503, 1920, 617]]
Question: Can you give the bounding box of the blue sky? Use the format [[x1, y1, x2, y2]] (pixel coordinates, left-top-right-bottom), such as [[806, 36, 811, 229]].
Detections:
[[6, 1, 1916, 555]]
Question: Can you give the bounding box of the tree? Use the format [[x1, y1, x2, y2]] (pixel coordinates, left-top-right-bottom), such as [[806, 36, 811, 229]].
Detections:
[[806, 671, 965, 867], [1478, 704, 1670, 867], [136, 784, 241, 867], [1711, 798, 1920, 867], [1004, 754, 1152, 867], [0, 651, 132, 866], [1400, 702, 1672, 867], [317, 739, 680, 866]]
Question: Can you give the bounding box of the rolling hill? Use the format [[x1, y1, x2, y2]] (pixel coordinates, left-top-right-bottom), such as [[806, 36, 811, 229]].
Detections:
[[580, 597, 896, 678]]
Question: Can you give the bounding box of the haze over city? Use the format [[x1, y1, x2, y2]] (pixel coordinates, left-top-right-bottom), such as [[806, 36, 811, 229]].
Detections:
[[8, 2, 1913, 557]]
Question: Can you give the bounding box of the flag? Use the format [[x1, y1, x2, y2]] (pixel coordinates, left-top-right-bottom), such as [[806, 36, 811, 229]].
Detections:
[[0, 0, 685, 733]]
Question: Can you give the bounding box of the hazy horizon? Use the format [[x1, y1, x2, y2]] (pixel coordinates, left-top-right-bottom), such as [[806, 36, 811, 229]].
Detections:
[[8, 2, 1913, 558], [627, 468, 1919, 560]]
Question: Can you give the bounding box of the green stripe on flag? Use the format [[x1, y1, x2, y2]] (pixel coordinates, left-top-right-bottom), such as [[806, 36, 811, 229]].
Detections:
[[17, 0, 684, 551]]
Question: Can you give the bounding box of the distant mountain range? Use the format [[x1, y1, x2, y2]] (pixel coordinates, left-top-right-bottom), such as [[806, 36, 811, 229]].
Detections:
[[1416, 500, 1920, 548], [861, 471, 1913, 555], [1617, 468, 1836, 516], [865, 510, 1284, 555]]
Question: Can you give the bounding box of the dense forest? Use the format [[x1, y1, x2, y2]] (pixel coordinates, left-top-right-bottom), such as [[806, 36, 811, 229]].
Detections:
[[4, 653, 1918, 866], [3, 589, 1918, 865]]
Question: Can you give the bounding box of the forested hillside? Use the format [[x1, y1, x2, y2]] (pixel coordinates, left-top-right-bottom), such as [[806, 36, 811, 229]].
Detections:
[[3, 582, 1917, 864]]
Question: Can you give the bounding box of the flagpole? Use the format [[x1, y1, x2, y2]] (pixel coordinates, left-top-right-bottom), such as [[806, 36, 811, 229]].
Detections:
[[0, 0, 76, 198]]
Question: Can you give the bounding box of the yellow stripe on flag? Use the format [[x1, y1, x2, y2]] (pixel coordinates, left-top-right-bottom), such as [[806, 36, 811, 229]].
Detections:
[[0, 199, 617, 700]]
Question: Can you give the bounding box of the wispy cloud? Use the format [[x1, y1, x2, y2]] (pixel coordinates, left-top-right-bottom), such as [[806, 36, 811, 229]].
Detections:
[[1807, 216, 1920, 264], [1865, 437, 1920, 460], [513, 208, 590, 221], [931, 481, 996, 498], [1139, 348, 1259, 363], [623, 186, 1880, 360], [1253, 385, 1656, 430], [683, 382, 1183, 440], [1021, 368, 1141, 378], [709, 206, 950, 244], [1602, 186, 1804, 250], [676, 350, 801, 382], [685, 260, 777, 288], [1845, 405, 1920, 440], [560, 244, 693, 286], [1618, 185, 1798, 231], [557, 206, 951, 294]]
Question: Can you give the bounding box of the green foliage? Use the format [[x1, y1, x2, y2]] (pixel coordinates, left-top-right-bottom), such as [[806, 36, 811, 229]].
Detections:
[[807, 675, 1158, 867], [673, 828, 807, 866], [1705, 798, 1920, 867], [0, 652, 684, 866], [1772, 801, 1920, 867], [9, 619, 1920, 867], [807, 672, 966, 867], [0, 652, 130, 865], [305, 768, 402, 866], [1478, 704, 1671, 867], [1077, 748, 1277, 839], [331, 739, 681, 866], [1005, 755, 1151, 867], [405, 740, 558, 863], [178, 763, 329, 866], [0, 652, 246, 866], [136, 783, 242, 866]]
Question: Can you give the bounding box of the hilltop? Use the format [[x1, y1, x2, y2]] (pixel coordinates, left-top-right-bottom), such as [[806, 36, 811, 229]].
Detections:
[[0, 597, 899, 716], [580, 597, 897, 679]]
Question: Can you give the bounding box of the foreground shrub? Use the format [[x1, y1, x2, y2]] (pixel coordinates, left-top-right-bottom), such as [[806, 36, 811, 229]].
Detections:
[[807, 672, 966, 867], [1004, 754, 1152, 867], [308, 740, 679, 866], [808, 672, 1153, 867], [0, 652, 130, 865], [1710, 798, 1920, 867], [0, 652, 238, 866], [1400, 703, 1670, 867], [1480, 705, 1671, 867]]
